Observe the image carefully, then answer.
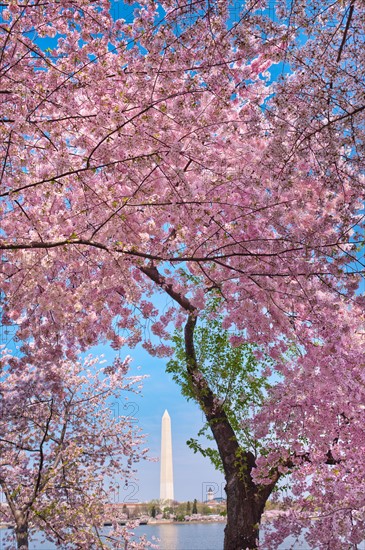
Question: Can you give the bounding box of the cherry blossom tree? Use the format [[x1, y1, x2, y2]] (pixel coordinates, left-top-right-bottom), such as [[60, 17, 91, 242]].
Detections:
[[0, 348, 148, 549], [167, 302, 365, 548], [267, 0, 365, 183], [0, 1, 364, 548], [252, 314, 365, 550]]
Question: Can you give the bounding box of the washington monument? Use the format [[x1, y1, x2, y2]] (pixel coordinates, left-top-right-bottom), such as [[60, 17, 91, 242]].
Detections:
[[160, 409, 174, 502]]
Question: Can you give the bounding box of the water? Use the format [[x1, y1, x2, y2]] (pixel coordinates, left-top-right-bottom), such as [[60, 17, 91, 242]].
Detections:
[[0, 523, 225, 550], [137, 523, 225, 550], [2, 523, 363, 549], [0, 523, 302, 550]]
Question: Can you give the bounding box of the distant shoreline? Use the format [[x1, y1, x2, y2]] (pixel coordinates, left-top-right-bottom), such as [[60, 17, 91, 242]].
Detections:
[[147, 519, 226, 525]]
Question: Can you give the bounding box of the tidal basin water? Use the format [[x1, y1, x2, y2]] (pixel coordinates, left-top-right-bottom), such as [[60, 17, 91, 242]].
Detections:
[[0, 523, 309, 549], [1, 523, 225, 550], [2, 523, 363, 549]]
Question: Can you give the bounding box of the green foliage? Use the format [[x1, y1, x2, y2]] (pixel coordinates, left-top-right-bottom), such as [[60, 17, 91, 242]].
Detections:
[[144, 499, 226, 518], [167, 314, 272, 468], [161, 505, 174, 519], [192, 498, 198, 514], [147, 500, 161, 517]]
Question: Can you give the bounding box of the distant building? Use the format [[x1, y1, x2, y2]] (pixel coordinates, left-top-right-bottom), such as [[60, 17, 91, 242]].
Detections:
[[160, 410, 174, 503], [207, 487, 214, 501], [204, 496, 227, 507]]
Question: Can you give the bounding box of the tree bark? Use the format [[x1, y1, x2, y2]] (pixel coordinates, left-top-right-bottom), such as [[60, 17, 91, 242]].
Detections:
[[223, 459, 275, 550], [15, 512, 29, 550], [205, 411, 276, 550], [225, 474, 260, 550]]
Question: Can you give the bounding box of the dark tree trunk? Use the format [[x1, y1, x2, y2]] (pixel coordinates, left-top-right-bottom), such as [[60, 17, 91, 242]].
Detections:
[[225, 476, 260, 550], [15, 515, 29, 550], [224, 469, 271, 550], [207, 415, 275, 550]]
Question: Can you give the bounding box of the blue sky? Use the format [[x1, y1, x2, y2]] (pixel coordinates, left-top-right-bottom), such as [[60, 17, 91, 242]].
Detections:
[[0, 320, 225, 504], [91, 338, 226, 504]]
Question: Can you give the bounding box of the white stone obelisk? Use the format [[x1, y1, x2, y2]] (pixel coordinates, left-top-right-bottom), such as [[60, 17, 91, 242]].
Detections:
[[160, 409, 174, 503]]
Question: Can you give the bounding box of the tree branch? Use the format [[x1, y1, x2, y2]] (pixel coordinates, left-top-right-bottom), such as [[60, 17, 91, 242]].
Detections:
[[336, 1, 356, 63]]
